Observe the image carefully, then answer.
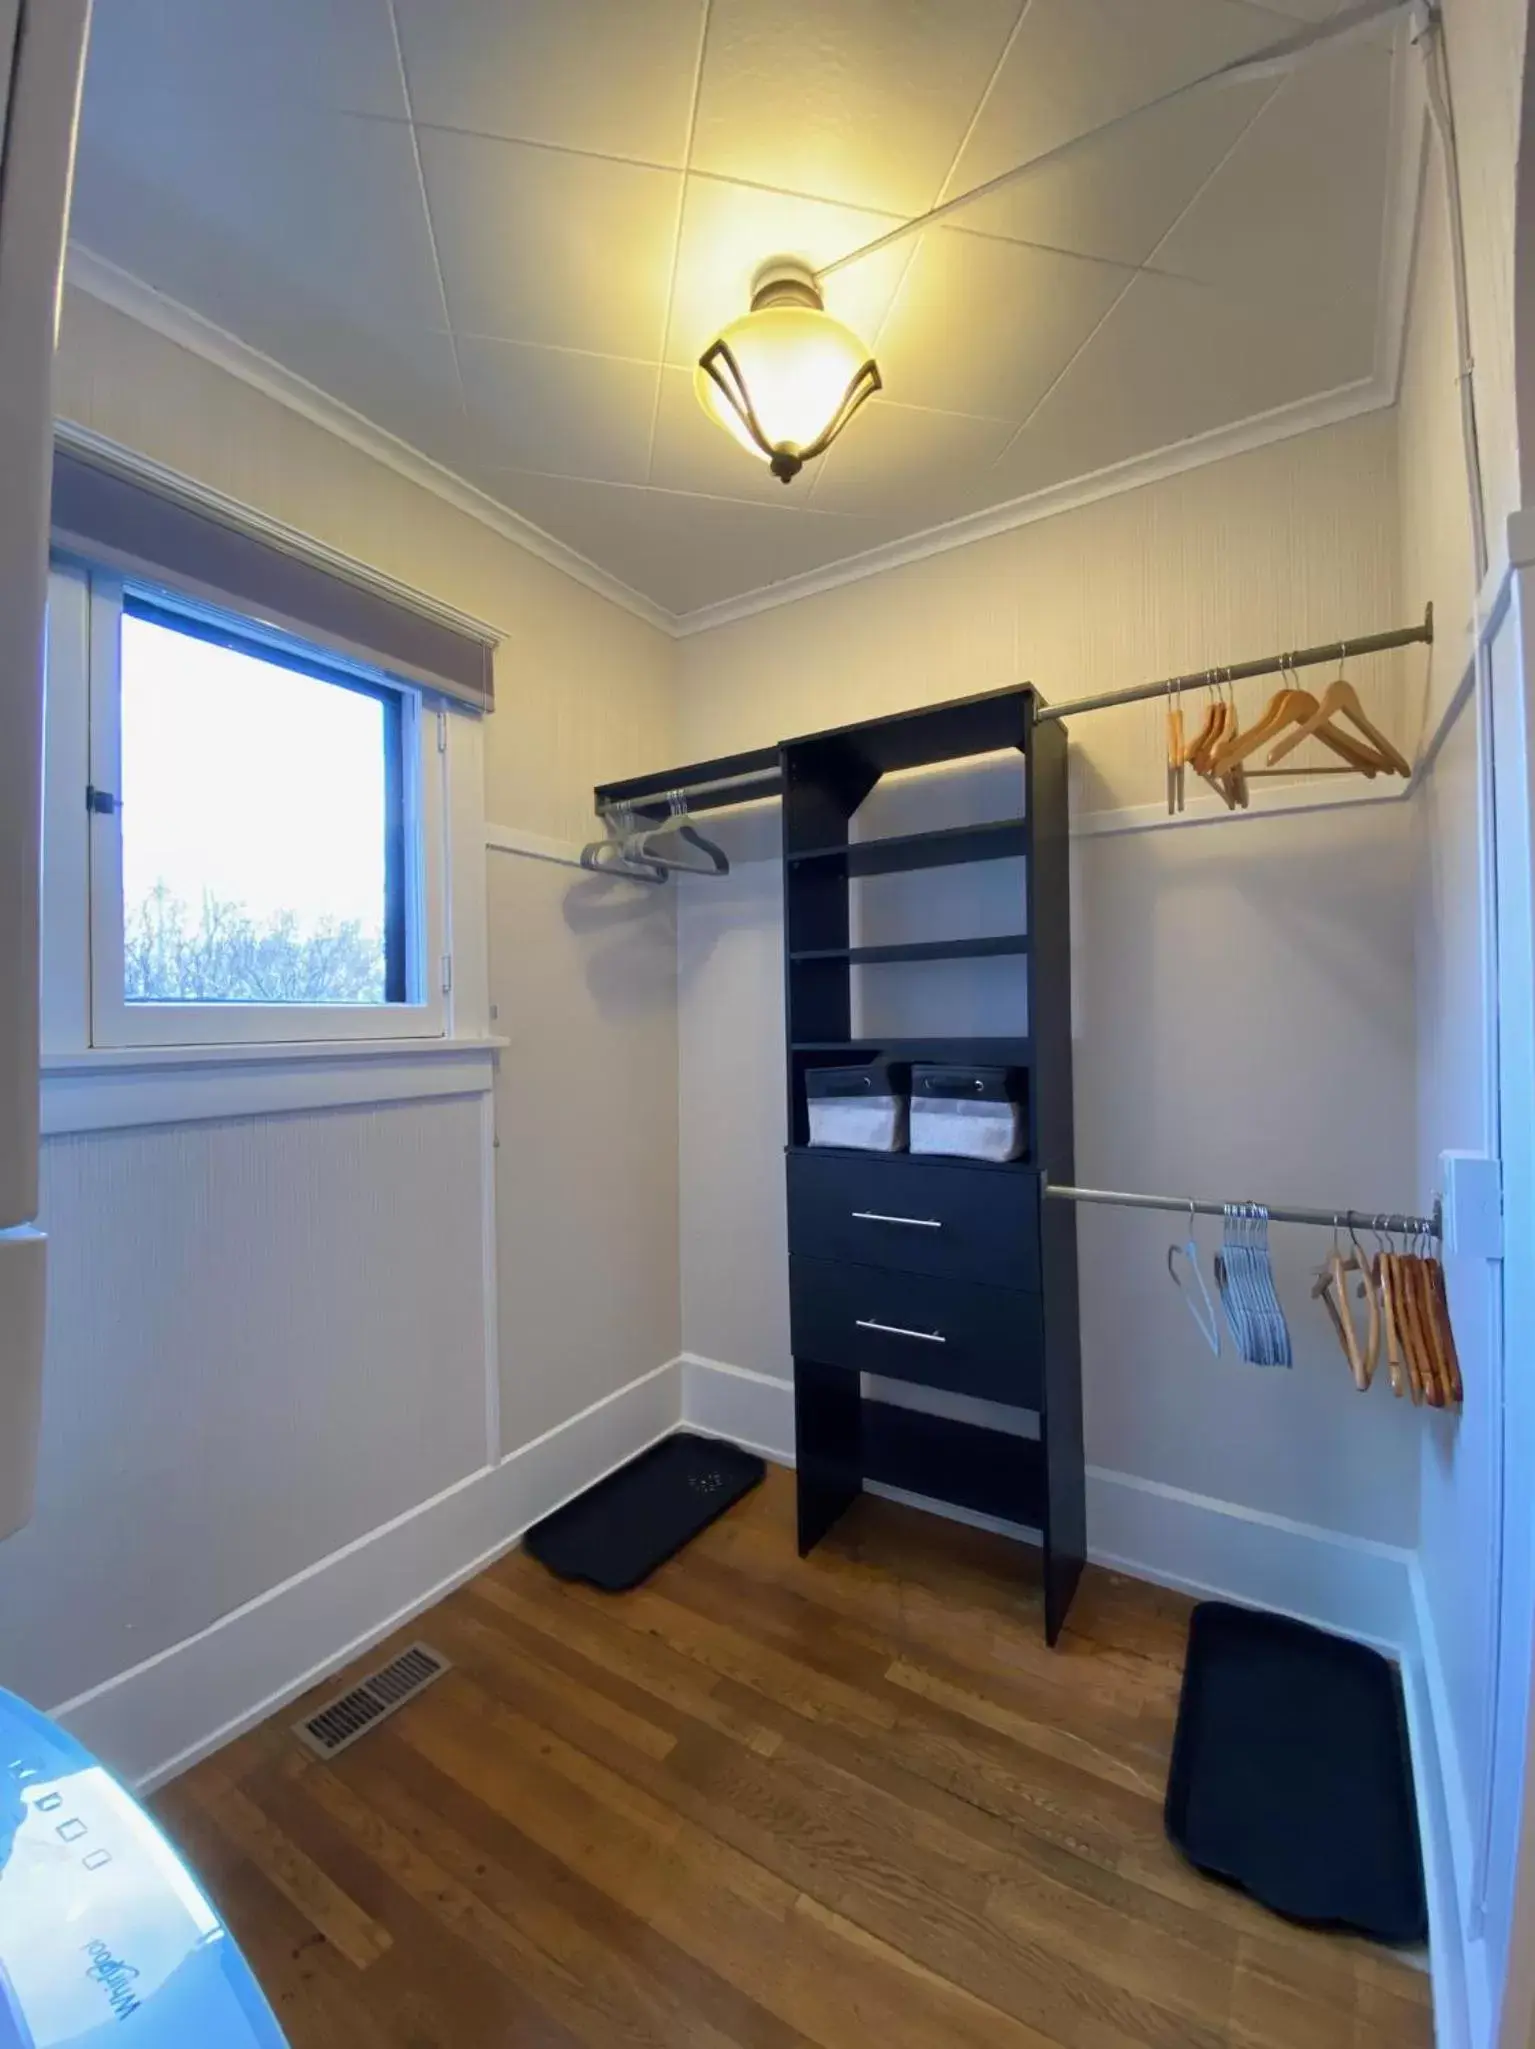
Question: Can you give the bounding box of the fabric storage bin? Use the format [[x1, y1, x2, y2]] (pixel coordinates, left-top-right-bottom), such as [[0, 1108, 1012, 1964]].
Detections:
[[806, 1061, 911, 1152], [910, 1065, 1026, 1162]]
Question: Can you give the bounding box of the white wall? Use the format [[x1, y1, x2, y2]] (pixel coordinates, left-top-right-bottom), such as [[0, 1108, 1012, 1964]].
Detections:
[[490, 852, 679, 1450], [676, 412, 1428, 1587], [1393, 7, 1531, 2035], [0, 1099, 490, 1710], [0, 286, 681, 1776]]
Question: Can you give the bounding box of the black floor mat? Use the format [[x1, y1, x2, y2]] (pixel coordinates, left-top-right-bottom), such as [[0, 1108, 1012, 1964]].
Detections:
[[525, 1432, 765, 1593], [1165, 1602, 1426, 1943]]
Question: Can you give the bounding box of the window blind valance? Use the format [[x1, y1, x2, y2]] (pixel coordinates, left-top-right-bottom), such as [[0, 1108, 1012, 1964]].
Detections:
[[51, 438, 498, 711]]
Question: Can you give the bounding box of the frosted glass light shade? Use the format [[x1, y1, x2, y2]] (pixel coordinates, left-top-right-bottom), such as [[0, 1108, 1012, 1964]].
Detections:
[[695, 265, 880, 482]]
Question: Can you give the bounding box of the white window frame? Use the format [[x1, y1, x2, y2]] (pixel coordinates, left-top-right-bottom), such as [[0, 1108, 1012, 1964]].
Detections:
[[44, 557, 454, 1053]]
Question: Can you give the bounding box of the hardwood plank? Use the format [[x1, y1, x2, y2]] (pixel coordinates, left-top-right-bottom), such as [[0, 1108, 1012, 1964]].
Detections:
[[154, 1785, 400, 2049], [399, 1679, 1050, 2049], [184, 1770, 393, 1971], [150, 1466, 1431, 2049]]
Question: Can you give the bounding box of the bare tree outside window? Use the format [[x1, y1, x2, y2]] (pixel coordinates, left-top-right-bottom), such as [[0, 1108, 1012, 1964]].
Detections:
[[119, 609, 396, 1006], [123, 884, 385, 1003]]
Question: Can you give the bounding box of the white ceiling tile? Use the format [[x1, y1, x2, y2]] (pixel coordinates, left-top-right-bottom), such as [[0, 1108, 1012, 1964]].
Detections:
[[650, 366, 821, 504], [986, 265, 1367, 502], [944, 0, 1297, 267], [665, 176, 912, 371], [989, 46, 1390, 500], [292, 325, 470, 464], [871, 228, 1128, 418], [394, 0, 706, 167], [73, 96, 449, 340], [1152, 37, 1392, 300], [456, 338, 658, 484], [486, 468, 899, 614], [807, 399, 1018, 520], [951, 80, 1277, 273], [691, 0, 1022, 218], [418, 128, 680, 356], [80, 0, 408, 121]]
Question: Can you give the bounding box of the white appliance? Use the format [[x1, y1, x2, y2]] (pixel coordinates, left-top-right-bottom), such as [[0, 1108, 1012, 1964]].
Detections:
[[0, 0, 91, 1540]]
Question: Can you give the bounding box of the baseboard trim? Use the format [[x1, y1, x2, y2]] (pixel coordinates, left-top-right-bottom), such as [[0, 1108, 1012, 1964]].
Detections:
[[52, 1358, 683, 1791], [680, 1354, 1415, 1648]]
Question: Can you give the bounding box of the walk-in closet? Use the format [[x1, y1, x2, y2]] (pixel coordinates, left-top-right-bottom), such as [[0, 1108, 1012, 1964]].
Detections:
[[2, 2, 1532, 2046]]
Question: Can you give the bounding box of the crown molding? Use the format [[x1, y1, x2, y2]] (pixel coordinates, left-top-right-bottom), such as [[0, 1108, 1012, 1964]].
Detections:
[[671, 371, 1395, 635], [63, 246, 677, 636]]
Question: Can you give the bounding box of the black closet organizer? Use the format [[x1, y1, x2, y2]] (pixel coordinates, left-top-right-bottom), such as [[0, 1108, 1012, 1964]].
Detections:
[[595, 684, 1083, 1644], [781, 687, 1081, 1644]]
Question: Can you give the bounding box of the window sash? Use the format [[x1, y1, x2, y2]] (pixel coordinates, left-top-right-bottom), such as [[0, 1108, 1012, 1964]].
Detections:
[[70, 566, 447, 1050]]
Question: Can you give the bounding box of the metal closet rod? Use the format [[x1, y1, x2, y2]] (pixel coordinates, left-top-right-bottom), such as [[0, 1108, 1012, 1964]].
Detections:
[[1032, 605, 1434, 726], [1042, 1177, 1440, 1240]]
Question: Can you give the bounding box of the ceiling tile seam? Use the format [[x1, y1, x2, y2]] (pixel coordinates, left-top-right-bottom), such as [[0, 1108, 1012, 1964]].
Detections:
[[383, 0, 469, 423], [936, 221, 1206, 283], [336, 105, 1209, 288], [985, 72, 1289, 472], [481, 464, 880, 521], [451, 332, 663, 373], [1371, 26, 1428, 404], [354, 107, 684, 180], [645, 0, 714, 487], [803, 0, 1035, 509], [60, 249, 679, 634]]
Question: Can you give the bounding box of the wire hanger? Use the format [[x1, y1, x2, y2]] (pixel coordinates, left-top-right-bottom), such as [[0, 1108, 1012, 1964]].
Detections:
[[1168, 1200, 1220, 1354], [1217, 1204, 1291, 1366]]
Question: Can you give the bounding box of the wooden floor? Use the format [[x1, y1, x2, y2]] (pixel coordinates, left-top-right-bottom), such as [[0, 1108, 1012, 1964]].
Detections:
[[154, 1468, 1432, 2049]]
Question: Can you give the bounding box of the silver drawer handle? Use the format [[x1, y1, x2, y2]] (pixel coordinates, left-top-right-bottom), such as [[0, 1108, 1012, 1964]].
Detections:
[[851, 1210, 943, 1229], [856, 1318, 947, 1344]]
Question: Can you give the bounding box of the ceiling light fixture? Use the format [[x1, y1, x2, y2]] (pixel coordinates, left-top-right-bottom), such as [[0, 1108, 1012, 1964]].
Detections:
[[695, 258, 881, 483]]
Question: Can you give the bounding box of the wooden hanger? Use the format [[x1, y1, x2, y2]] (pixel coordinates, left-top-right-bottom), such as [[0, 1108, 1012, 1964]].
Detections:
[[1413, 1258, 1452, 1407], [1313, 1244, 1376, 1391], [1268, 689, 1384, 775], [1376, 1253, 1408, 1399], [1347, 1248, 1381, 1388], [1185, 694, 1225, 774], [1427, 1257, 1464, 1406], [1187, 699, 1238, 810], [1166, 702, 1186, 816], [1266, 671, 1411, 777], [1208, 686, 1298, 776], [1393, 1252, 1442, 1407]]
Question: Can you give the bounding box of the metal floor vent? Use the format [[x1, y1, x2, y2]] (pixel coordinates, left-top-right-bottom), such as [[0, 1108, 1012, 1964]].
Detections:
[[293, 1641, 449, 1760]]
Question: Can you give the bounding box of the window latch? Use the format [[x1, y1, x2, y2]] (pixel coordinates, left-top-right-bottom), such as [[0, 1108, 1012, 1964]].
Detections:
[[85, 785, 120, 816]]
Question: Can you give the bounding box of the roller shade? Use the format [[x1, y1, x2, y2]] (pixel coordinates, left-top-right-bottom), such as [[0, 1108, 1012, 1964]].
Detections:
[[51, 441, 498, 711]]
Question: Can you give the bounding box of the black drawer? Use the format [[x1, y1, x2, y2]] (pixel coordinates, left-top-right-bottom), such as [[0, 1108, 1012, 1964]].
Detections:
[[787, 1149, 1040, 1290], [790, 1256, 1044, 1408]]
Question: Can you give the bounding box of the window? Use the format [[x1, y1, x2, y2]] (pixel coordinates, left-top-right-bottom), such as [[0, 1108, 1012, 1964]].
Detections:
[[117, 602, 406, 1008], [45, 560, 448, 1049]]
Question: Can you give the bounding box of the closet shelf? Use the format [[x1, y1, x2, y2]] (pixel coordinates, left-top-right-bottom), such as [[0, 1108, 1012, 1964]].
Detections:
[[789, 934, 1029, 967], [863, 1400, 1045, 1530], [785, 819, 1028, 876], [791, 1036, 1033, 1065]]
